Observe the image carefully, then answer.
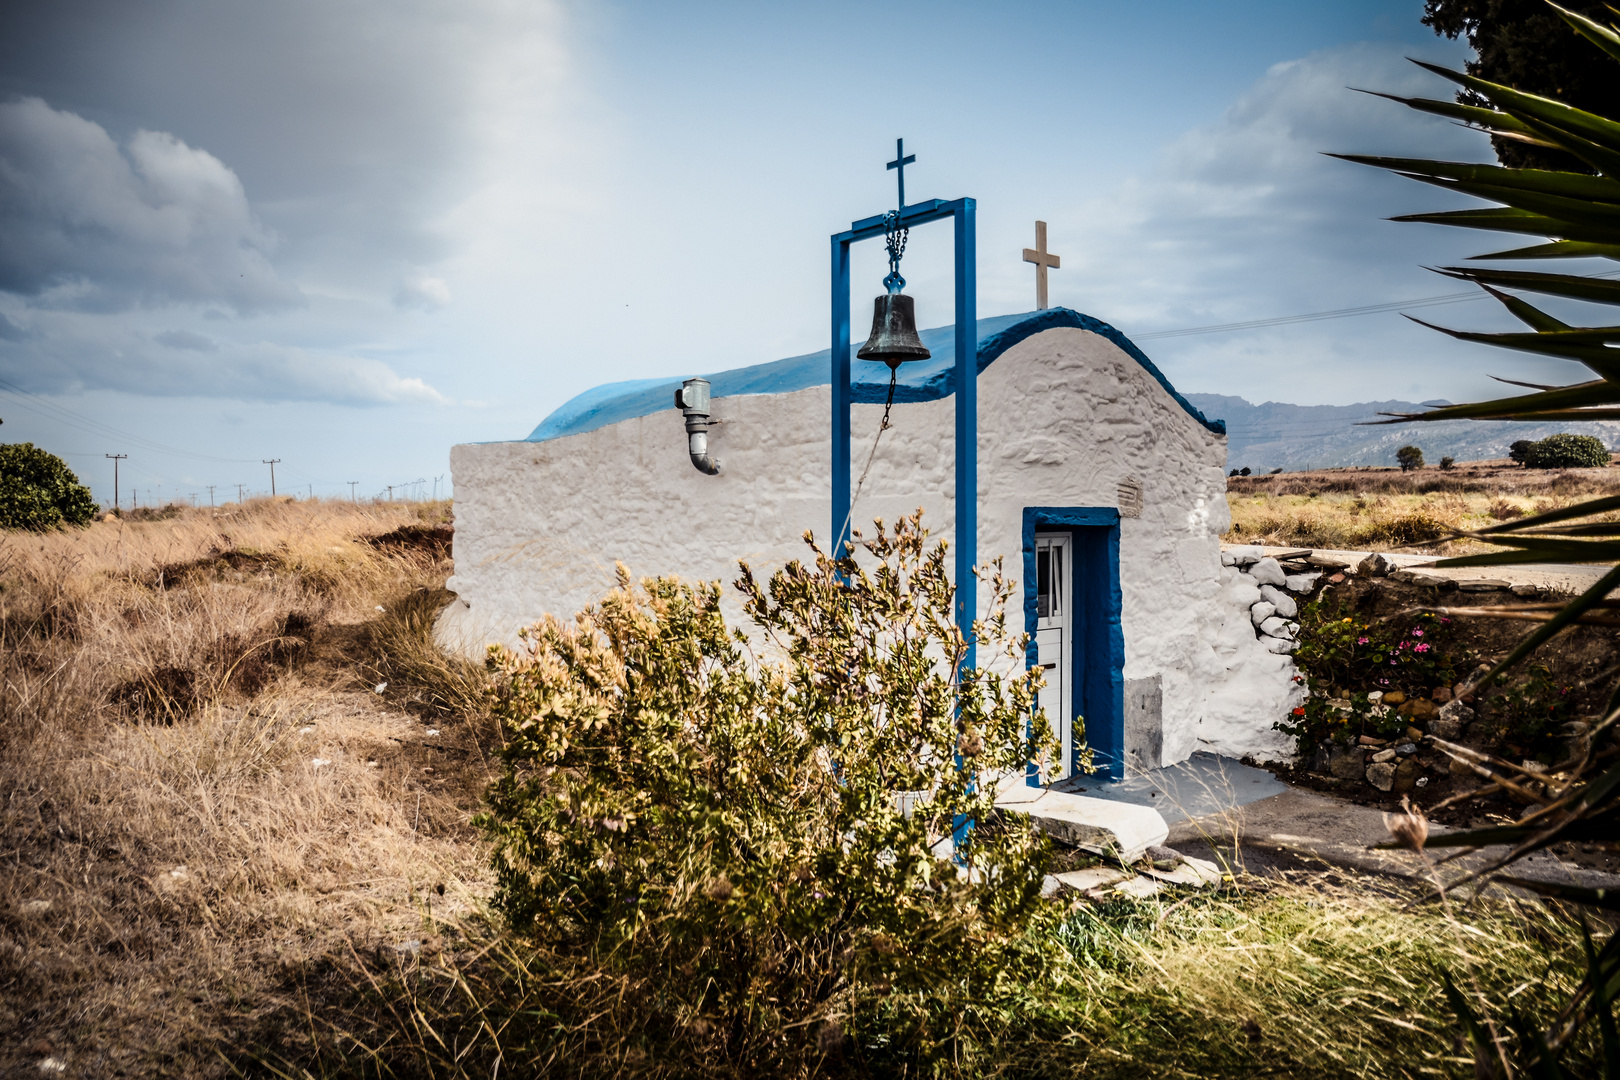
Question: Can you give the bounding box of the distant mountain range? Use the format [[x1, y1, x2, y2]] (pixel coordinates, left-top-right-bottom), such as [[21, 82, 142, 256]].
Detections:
[[1183, 394, 1620, 472]]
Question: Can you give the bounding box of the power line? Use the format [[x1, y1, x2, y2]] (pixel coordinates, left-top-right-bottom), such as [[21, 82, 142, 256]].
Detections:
[[0, 375, 256, 463], [1134, 291, 1482, 340]]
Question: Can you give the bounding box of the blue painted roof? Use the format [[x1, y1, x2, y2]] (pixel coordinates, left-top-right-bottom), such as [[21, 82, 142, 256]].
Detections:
[[529, 307, 1226, 441]]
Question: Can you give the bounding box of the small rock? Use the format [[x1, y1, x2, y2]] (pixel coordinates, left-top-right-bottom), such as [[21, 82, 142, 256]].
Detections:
[[1457, 579, 1511, 592], [1409, 698, 1440, 721], [1264, 637, 1296, 654], [1228, 545, 1263, 567], [1367, 690, 1384, 703], [375, 682, 388, 694], [1357, 553, 1394, 577], [1113, 876, 1163, 899], [1259, 615, 1293, 639], [1054, 865, 1132, 891], [1310, 744, 1332, 773], [1330, 746, 1365, 780], [1395, 742, 1418, 755], [1405, 725, 1424, 743], [1371, 748, 1397, 763], [1416, 776, 1429, 787], [1366, 761, 1397, 791], [1358, 735, 1386, 746], [1329, 572, 1346, 583], [1285, 572, 1321, 593], [1432, 686, 1452, 704], [1428, 718, 1462, 740], [1511, 584, 1540, 597], [20, 899, 51, 915], [1221, 552, 1237, 567], [1250, 601, 1277, 627], [1383, 690, 1407, 706], [1259, 584, 1298, 618], [1040, 874, 1063, 898], [1147, 844, 1183, 863], [1249, 558, 1287, 587], [1392, 758, 1421, 794]]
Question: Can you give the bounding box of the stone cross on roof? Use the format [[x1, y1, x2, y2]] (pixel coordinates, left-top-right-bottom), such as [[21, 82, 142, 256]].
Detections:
[[1022, 220, 1061, 311]]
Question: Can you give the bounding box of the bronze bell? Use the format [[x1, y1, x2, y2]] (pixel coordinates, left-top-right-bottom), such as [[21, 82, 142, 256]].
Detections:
[[856, 292, 930, 370]]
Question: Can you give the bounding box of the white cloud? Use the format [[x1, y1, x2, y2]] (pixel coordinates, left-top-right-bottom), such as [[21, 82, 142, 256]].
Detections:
[[0, 97, 300, 313], [393, 272, 451, 311]]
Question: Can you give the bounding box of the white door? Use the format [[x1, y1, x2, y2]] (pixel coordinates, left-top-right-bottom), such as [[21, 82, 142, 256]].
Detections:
[[1034, 534, 1073, 780]]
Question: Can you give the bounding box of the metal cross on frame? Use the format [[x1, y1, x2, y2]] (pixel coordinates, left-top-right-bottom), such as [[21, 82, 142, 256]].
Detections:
[[886, 138, 915, 212], [1022, 220, 1061, 311], [831, 172, 978, 667]]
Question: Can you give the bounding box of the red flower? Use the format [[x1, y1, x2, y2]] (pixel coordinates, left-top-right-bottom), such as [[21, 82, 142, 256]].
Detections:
[[1292, 707, 1306, 717]]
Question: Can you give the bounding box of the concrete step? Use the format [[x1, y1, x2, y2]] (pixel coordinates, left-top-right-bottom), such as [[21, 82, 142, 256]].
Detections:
[[995, 784, 1168, 862]]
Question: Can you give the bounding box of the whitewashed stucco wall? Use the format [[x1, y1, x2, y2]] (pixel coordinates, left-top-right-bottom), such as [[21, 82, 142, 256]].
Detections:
[[441, 325, 1301, 764]]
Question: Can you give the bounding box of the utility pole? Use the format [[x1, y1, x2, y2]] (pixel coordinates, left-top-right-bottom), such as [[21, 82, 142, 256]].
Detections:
[[347, 481, 358, 502], [207, 485, 216, 508], [306, 483, 313, 501], [433, 473, 445, 501], [386, 484, 394, 501], [188, 492, 198, 506], [262, 459, 281, 497], [105, 454, 127, 510], [235, 482, 245, 503]]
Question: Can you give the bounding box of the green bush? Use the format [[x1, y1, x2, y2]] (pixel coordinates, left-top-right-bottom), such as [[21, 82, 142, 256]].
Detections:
[[477, 513, 1059, 1069], [1395, 445, 1424, 471], [0, 443, 97, 531], [1520, 433, 1610, 469]]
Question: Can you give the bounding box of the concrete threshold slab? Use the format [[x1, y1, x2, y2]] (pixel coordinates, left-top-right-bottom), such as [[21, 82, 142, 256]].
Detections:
[[995, 784, 1167, 862], [1051, 752, 1289, 825]]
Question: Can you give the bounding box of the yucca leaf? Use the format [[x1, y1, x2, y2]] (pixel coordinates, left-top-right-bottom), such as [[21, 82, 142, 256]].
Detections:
[[1331, 154, 1620, 202], [1439, 266, 1620, 305], [1410, 59, 1620, 171], [1471, 239, 1620, 259], [1477, 284, 1577, 332], [1351, 89, 1556, 143], [1404, 177, 1620, 232], [1438, 539, 1620, 565], [1392, 381, 1620, 423], [1496, 877, 1620, 911], [1550, 1, 1620, 65], [1391, 206, 1620, 242], [1400, 316, 1620, 376], [1378, 407, 1620, 422], [1451, 493, 1620, 536]]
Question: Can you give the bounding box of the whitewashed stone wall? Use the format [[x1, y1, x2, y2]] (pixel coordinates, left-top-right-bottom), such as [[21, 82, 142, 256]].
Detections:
[[441, 325, 1301, 765]]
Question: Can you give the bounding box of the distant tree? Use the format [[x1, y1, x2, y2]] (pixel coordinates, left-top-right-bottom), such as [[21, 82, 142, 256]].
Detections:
[[1509, 439, 1534, 466], [1228, 468, 1240, 477], [1424, 0, 1620, 171], [1239, 467, 1251, 477], [1397, 445, 1425, 471], [0, 443, 96, 531], [1269, 467, 1284, 475], [1440, 455, 1456, 470], [1521, 433, 1611, 468]]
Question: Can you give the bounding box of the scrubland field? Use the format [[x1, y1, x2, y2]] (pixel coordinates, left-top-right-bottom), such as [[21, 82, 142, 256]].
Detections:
[[0, 499, 1609, 1077], [1223, 459, 1620, 552]]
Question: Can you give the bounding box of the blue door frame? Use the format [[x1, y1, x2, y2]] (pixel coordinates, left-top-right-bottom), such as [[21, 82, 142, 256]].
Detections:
[[1022, 507, 1125, 781], [831, 196, 977, 666]]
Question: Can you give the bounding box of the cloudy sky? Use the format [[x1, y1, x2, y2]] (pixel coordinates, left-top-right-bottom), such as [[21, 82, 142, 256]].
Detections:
[[0, 0, 1550, 505]]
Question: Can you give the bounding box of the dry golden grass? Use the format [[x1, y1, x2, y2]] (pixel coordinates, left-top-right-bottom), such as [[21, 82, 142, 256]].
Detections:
[[1224, 461, 1620, 552], [0, 498, 494, 1077]]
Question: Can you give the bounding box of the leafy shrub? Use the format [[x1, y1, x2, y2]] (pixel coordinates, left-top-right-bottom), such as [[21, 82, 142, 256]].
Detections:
[[1484, 664, 1577, 764], [1520, 433, 1610, 469], [1396, 445, 1424, 471], [1440, 456, 1455, 470], [0, 443, 96, 531], [1280, 596, 1456, 755], [1509, 439, 1533, 466], [477, 514, 1059, 1069]]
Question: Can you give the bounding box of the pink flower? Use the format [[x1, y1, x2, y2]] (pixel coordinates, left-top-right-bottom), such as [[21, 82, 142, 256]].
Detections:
[[1415, 643, 1430, 653], [1412, 628, 1424, 637], [1357, 636, 1370, 645]]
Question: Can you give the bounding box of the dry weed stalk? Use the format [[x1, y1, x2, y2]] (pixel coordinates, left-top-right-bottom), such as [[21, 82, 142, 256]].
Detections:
[[0, 498, 493, 1077]]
